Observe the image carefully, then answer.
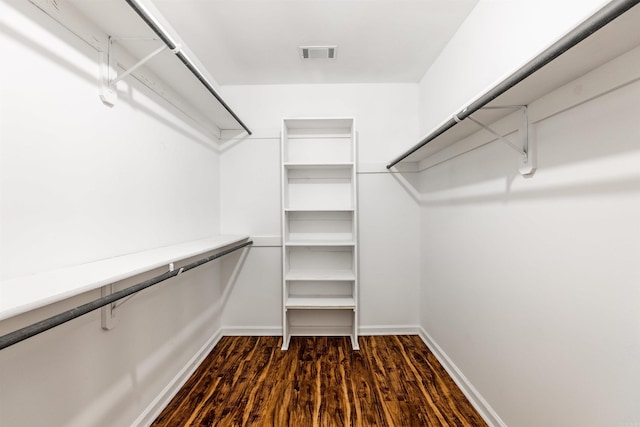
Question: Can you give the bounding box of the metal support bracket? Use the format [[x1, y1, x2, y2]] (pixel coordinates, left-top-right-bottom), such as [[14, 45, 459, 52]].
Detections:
[[99, 36, 168, 107], [100, 262, 183, 330], [100, 284, 119, 330], [468, 106, 536, 176]]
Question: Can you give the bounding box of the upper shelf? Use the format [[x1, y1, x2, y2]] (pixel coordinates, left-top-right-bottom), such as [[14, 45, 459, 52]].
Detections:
[[33, 0, 250, 136], [387, 0, 640, 169]]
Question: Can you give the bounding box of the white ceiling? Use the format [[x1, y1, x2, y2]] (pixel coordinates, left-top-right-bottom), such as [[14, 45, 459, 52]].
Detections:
[[140, 0, 479, 85]]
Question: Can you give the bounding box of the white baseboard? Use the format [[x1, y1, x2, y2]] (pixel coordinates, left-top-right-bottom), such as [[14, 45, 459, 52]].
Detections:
[[132, 329, 224, 427], [359, 324, 420, 335], [220, 325, 422, 337], [418, 326, 507, 427], [221, 326, 282, 336]]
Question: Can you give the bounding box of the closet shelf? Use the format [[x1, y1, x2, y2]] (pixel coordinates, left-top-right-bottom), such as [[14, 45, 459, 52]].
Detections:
[[284, 208, 355, 212], [285, 239, 356, 247], [285, 296, 356, 310], [285, 270, 356, 282], [0, 235, 250, 322], [386, 0, 640, 170], [284, 162, 354, 169]]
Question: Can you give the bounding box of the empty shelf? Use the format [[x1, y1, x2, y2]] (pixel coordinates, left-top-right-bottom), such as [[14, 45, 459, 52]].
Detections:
[[285, 270, 356, 281], [285, 239, 355, 247], [284, 162, 353, 169], [284, 208, 355, 212], [285, 296, 356, 310]]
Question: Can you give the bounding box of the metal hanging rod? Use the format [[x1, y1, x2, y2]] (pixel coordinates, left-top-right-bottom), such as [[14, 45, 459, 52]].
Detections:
[[386, 0, 640, 169], [0, 240, 253, 351], [123, 0, 252, 135]]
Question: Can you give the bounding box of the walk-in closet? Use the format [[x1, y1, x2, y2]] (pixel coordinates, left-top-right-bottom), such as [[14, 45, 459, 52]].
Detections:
[[2, 0, 639, 425]]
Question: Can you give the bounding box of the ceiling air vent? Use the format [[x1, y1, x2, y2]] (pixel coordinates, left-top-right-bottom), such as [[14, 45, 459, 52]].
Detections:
[[299, 45, 337, 60]]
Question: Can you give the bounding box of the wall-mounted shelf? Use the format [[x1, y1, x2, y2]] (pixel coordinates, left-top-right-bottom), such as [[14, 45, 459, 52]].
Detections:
[[281, 118, 359, 351], [387, 0, 640, 172], [32, 0, 250, 137], [0, 235, 250, 322]]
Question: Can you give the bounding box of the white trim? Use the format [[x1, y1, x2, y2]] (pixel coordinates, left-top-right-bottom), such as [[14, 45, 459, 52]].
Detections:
[[220, 325, 423, 337], [418, 327, 507, 427], [359, 324, 421, 335], [133, 329, 224, 427], [221, 326, 282, 336]]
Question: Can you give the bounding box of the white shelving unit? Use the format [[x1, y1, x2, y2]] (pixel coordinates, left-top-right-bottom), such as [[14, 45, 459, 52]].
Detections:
[[281, 118, 359, 350]]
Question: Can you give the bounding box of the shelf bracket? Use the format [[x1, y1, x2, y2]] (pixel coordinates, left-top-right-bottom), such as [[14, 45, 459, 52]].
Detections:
[[100, 284, 119, 330], [99, 36, 171, 107], [468, 106, 536, 176]]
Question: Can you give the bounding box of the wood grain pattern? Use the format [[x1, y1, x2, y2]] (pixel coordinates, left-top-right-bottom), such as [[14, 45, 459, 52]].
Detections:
[[152, 335, 488, 427]]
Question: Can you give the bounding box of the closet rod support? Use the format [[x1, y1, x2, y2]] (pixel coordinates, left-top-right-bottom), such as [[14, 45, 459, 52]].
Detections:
[[99, 36, 168, 107], [467, 105, 534, 175], [466, 116, 525, 156], [110, 42, 168, 85], [470, 105, 528, 156], [100, 284, 118, 330]]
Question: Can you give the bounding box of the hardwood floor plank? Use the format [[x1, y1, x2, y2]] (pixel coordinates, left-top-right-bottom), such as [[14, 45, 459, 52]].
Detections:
[[152, 335, 488, 427], [348, 341, 388, 426]]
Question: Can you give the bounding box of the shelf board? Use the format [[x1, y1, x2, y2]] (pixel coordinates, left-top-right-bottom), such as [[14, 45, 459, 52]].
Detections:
[[0, 235, 250, 321], [285, 270, 356, 281], [284, 162, 353, 169], [285, 296, 355, 310], [285, 239, 355, 247], [284, 208, 354, 213], [283, 117, 354, 130]]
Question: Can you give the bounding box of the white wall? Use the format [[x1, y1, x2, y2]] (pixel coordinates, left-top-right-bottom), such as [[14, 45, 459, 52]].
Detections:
[[417, 1, 640, 426], [0, 1, 227, 425], [219, 84, 422, 334]]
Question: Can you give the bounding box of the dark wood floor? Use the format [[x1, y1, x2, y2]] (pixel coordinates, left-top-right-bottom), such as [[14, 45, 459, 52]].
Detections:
[[152, 335, 487, 426]]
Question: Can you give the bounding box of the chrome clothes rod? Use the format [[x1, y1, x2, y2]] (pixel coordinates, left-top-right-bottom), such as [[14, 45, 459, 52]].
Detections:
[[386, 0, 640, 169], [0, 240, 253, 351], [124, 0, 252, 135]]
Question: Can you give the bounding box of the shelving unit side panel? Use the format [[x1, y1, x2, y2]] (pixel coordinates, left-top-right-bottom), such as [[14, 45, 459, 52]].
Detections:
[[351, 120, 359, 344], [281, 121, 289, 345]]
